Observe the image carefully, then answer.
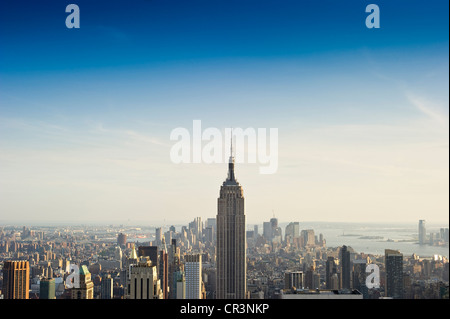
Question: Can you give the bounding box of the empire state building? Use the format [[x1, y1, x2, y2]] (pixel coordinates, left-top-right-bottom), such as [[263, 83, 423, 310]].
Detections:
[[216, 144, 247, 299]]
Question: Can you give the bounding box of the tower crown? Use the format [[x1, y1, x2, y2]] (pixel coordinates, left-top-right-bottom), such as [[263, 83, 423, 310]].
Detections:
[[224, 130, 238, 186]]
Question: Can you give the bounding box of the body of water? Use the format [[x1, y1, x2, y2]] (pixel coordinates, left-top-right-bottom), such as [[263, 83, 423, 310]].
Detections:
[[294, 222, 449, 257]]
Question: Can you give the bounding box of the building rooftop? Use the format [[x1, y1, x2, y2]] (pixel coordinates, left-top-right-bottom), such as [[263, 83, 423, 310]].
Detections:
[[80, 265, 90, 275]]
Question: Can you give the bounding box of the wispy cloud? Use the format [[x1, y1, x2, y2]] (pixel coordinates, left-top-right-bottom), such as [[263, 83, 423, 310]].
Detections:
[[0, 117, 169, 148], [406, 93, 449, 127], [88, 121, 170, 147]]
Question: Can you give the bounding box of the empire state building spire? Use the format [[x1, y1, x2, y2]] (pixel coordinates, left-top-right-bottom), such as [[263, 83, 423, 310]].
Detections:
[[225, 129, 237, 185]]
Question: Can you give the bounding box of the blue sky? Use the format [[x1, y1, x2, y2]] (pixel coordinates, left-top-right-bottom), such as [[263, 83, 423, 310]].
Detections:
[[0, 0, 448, 225]]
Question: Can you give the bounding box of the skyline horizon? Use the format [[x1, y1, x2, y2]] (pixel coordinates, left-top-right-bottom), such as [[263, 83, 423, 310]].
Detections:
[[1, 218, 448, 228]]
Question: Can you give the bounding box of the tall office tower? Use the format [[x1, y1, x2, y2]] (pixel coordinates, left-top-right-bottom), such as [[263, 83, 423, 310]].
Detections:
[[207, 218, 217, 229], [270, 216, 278, 228], [168, 239, 181, 299], [137, 245, 167, 298], [385, 249, 404, 299], [101, 273, 113, 299], [117, 233, 127, 248], [138, 246, 159, 269], [2, 261, 30, 299], [155, 227, 163, 247], [284, 271, 303, 290], [352, 260, 368, 299], [204, 226, 214, 246], [167, 239, 175, 296], [265, 216, 282, 243], [193, 217, 203, 240], [164, 230, 173, 245], [313, 273, 320, 289], [263, 222, 272, 241], [174, 270, 186, 299], [115, 246, 123, 269], [304, 266, 318, 289], [422, 259, 432, 279], [120, 268, 128, 288], [216, 144, 247, 299], [71, 265, 94, 299], [272, 227, 283, 244], [301, 229, 315, 247], [185, 254, 202, 299], [254, 225, 259, 236], [206, 219, 216, 245], [326, 257, 337, 289], [39, 278, 55, 299], [330, 273, 340, 290], [129, 257, 163, 299], [443, 263, 449, 282], [159, 249, 169, 299], [285, 222, 300, 243], [419, 220, 426, 245], [340, 245, 351, 289]]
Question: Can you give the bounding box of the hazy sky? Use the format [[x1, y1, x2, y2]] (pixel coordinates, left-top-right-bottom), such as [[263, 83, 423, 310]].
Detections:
[[0, 0, 448, 225]]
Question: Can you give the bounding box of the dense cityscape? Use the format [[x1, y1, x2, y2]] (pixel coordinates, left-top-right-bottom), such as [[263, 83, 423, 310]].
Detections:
[[1, 218, 448, 300]]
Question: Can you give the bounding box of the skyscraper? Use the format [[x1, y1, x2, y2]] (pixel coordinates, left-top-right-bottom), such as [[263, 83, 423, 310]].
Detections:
[[263, 222, 272, 241], [216, 142, 247, 299], [39, 278, 55, 299], [138, 245, 168, 299], [204, 226, 214, 246], [115, 246, 123, 269], [326, 257, 337, 290], [101, 273, 113, 299], [385, 249, 404, 299], [207, 218, 216, 229], [185, 254, 202, 299], [155, 227, 163, 247], [173, 270, 186, 299], [285, 222, 300, 243], [304, 266, 319, 289], [138, 246, 159, 269], [352, 260, 368, 299], [129, 257, 163, 299], [284, 271, 303, 290], [159, 248, 169, 299], [2, 260, 30, 299], [419, 220, 426, 245], [270, 216, 282, 243], [193, 217, 203, 240], [70, 265, 94, 299], [340, 245, 351, 289], [301, 229, 315, 247]]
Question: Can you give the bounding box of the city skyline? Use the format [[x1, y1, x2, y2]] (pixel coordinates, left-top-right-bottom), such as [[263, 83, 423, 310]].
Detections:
[[0, 217, 448, 300], [0, 0, 448, 225]]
